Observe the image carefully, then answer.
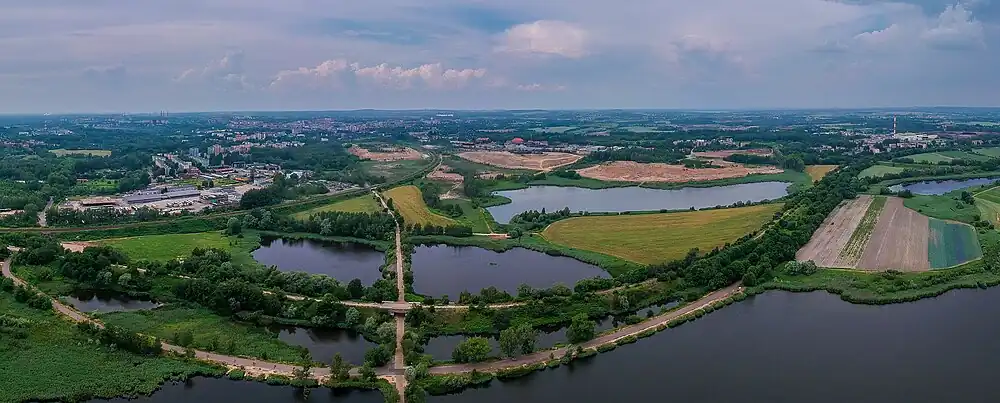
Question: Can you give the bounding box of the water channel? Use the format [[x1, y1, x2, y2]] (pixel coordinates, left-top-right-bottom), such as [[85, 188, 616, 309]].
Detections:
[[92, 288, 1000, 402], [64, 290, 159, 313], [252, 237, 385, 285], [271, 325, 377, 365], [487, 182, 790, 223], [895, 177, 1000, 195], [411, 245, 609, 298]]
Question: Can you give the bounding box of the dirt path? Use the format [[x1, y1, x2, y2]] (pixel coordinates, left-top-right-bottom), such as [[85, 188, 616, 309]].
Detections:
[[374, 189, 409, 402], [430, 283, 743, 374]]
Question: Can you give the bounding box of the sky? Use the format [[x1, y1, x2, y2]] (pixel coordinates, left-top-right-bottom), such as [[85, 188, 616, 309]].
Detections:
[[0, 0, 998, 113]]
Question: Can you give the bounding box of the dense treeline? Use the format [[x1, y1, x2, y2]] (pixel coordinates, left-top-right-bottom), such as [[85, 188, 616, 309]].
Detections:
[[583, 148, 687, 164], [508, 207, 572, 231], [46, 206, 170, 227], [243, 208, 396, 241], [77, 322, 163, 356]]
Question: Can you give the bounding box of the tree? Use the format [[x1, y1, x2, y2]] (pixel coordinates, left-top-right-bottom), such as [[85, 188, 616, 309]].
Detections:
[[566, 314, 596, 344], [347, 278, 364, 299], [292, 363, 312, 386], [226, 217, 242, 235], [345, 307, 361, 327], [376, 321, 396, 343], [360, 363, 377, 382], [330, 353, 350, 381], [117, 273, 132, 287], [364, 344, 392, 367], [452, 337, 492, 363]]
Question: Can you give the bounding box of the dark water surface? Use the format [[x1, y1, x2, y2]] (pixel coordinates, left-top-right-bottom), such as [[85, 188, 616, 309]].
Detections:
[[899, 177, 1000, 195], [64, 290, 158, 313], [411, 245, 609, 298], [272, 326, 377, 365], [88, 288, 1000, 402], [89, 377, 383, 403], [487, 182, 790, 223], [252, 238, 385, 285]]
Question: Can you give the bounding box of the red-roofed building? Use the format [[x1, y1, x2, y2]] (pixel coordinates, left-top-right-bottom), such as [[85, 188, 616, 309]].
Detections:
[[511, 137, 524, 144]]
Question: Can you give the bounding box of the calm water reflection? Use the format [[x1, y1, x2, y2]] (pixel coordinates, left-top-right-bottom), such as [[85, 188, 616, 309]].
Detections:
[[252, 238, 385, 285], [411, 245, 608, 298], [898, 177, 1000, 195], [487, 182, 789, 223], [64, 290, 158, 313], [273, 326, 376, 365]]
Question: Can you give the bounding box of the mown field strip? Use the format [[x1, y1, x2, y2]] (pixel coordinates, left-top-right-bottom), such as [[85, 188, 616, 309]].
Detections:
[[384, 185, 456, 227], [839, 196, 887, 265]]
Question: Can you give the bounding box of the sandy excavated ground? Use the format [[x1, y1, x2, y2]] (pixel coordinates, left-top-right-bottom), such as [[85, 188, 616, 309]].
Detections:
[[426, 164, 464, 182], [796, 195, 874, 268], [61, 241, 96, 252], [577, 160, 783, 183], [858, 197, 930, 271], [457, 151, 582, 171], [349, 146, 424, 161], [693, 149, 773, 159]]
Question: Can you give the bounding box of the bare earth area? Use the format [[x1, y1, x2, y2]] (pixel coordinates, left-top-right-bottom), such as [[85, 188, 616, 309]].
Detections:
[[692, 149, 773, 159], [426, 164, 465, 199], [796, 195, 873, 268], [577, 160, 783, 183], [349, 145, 424, 161], [60, 241, 96, 252], [457, 151, 582, 171], [858, 197, 930, 271]]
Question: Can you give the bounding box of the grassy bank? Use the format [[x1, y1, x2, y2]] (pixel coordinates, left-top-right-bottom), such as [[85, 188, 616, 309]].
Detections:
[[98, 306, 314, 364], [96, 231, 260, 264], [0, 292, 222, 403], [385, 185, 457, 227], [291, 194, 382, 219]]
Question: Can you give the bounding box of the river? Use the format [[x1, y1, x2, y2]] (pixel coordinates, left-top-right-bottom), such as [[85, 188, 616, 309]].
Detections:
[[272, 325, 377, 365], [411, 245, 609, 298], [487, 182, 790, 223], [252, 237, 385, 285], [90, 288, 1000, 402]]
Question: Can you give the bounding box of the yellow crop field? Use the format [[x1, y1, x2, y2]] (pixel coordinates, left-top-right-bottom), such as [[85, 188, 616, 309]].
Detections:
[[292, 195, 381, 219], [805, 165, 838, 182], [542, 204, 783, 264], [384, 185, 456, 227]]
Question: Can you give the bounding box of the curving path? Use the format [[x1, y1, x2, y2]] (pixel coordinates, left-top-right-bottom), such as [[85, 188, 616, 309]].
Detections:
[[430, 283, 743, 374]]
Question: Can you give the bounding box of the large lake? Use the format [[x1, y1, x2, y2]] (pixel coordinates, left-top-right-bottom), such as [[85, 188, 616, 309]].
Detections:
[[90, 288, 1000, 402], [272, 325, 377, 365], [252, 238, 385, 285], [897, 177, 1000, 195], [411, 245, 609, 298], [487, 182, 790, 223]]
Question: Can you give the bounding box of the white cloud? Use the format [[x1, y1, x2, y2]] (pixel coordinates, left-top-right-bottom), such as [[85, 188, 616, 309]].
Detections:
[[269, 59, 487, 91], [514, 83, 566, 92], [495, 20, 588, 58], [176, 50, 252, 90], [921, 4, 985, 49]]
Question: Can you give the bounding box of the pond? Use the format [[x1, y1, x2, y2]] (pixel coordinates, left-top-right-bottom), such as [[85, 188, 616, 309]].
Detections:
[[487, 182, 790, 223], [252, 237, 385, 285], [88, 377, 383, 403], [411, 245, 609, 298], [271, 325, 377, 366], [64, 290, 159, 313], [895, 177, 1000, 195]]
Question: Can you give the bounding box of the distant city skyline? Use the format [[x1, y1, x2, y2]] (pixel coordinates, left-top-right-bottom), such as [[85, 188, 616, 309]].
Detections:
[[1, 0, 999, 113]]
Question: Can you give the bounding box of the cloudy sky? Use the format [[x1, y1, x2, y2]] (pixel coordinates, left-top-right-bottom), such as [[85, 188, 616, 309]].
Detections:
[[1, 0, 997, 113]]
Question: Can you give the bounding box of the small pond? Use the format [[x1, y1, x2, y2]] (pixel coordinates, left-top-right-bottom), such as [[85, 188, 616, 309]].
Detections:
[[252, 237, 385, 285], [895, 177, 1000, 195], [88, 377, 383, 403], [271, 325, 377, 365], [487, 182, 790, 223], [64, 290, 159, 313], [411, 245, 609, 298]]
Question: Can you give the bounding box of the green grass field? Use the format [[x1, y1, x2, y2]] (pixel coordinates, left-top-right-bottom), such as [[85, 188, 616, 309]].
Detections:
[[907, 152, 953, 164], [972, 147, 1000, 158], [840, 196, 886, 261], [97, 231, 258, 265], [904, 194, 982, 223], [98, 306, 311, 364], [439, 198, 494, 233], [858, 164, 906, 179], [805, 165, 838, 182], [0, 293, 219, 402], [292, 194, 382, 219], [938, 151, 991, 161], [928, 219, 982, 269], [975, 186, 1000, 224], [385, 185, 456, 227], [541, 204, 783, 264], [50, 149, 113, 157]]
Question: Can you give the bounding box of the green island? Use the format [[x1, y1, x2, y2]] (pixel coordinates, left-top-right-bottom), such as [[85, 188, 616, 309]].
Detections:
[[4, 111, 1000, 403]]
